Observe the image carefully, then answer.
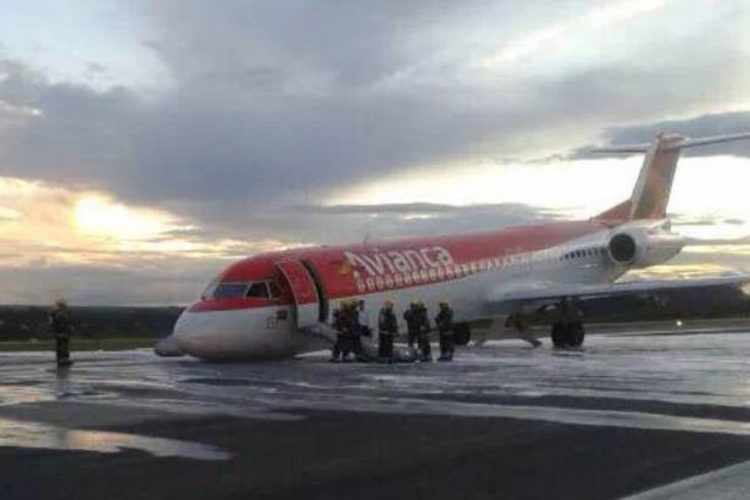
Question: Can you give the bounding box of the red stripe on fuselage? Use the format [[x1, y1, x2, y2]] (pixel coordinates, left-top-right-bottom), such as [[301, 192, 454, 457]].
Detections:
[[192, 220, 605, 312]]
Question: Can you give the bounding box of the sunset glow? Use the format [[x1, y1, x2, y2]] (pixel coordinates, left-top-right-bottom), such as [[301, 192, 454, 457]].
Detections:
[[73, 195, 177, 241]]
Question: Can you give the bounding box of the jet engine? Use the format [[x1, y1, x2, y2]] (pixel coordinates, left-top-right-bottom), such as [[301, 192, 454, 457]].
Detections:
[[607, 224, 686, 268]]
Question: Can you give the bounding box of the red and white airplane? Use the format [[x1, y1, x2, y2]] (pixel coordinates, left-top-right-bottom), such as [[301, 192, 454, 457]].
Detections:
[[171, 132, 750, 360]]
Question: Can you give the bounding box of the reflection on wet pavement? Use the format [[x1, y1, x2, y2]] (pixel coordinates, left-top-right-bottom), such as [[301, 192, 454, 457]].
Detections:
[[2, 331, 750, 455], [0, 418, 230, 460]]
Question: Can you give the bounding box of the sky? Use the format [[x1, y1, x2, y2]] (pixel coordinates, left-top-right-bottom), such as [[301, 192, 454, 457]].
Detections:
[[0, 0, 749, 305]]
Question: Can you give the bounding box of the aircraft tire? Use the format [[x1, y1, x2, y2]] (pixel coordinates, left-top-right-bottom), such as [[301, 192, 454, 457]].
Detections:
[[454, 324, 471, 346], [551, 322, 568, 348], [568, 322, 585, 347]]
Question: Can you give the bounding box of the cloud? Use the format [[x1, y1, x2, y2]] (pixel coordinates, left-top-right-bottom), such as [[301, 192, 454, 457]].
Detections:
[[0, 260, 219, 306], [1, 1, 747, 214], [672, 214, 747, 228], [0, 1, 749, 303], [576, 111, 750, 159]]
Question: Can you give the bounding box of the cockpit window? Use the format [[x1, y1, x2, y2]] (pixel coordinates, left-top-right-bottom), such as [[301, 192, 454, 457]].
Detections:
[[213, 283, 249, 299], [246, 282, 270, 299], [201, 276, 221, 300]]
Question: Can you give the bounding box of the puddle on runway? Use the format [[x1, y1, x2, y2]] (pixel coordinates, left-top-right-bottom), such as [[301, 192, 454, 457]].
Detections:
[[0, 418, 230, 460]]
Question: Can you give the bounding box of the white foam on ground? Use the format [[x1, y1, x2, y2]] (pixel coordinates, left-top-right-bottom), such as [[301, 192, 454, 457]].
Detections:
[[3, 332, 750, 465]]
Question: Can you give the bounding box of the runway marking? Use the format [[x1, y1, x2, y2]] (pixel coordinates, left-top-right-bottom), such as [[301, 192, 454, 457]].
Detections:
[[270, 394, 750, 437]]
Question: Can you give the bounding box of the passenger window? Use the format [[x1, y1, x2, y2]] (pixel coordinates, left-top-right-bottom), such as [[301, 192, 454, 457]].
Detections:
[[247, 282, 270, 299], [268, 281, 281, 298]]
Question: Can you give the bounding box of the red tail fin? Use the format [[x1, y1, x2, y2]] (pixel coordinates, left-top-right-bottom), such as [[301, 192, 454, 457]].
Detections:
[[592, 132, 750, 222]]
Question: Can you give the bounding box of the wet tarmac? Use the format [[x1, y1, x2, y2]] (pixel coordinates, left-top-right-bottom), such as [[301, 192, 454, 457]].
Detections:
[[3, 330, 750, 499]]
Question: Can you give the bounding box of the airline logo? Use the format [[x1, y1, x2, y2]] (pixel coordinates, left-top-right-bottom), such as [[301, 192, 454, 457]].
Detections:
[[343, 245, 552, 294], [345, 246, 455, 277], [345, 246, 456, 293]]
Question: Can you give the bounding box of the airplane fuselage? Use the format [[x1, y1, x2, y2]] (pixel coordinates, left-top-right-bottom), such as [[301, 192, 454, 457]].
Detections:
[[173, 218, 678, 360]]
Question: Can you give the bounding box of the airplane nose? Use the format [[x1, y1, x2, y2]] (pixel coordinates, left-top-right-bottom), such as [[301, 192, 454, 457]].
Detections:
[[173, 305, 293, 360], [172, 310, 214, 358]]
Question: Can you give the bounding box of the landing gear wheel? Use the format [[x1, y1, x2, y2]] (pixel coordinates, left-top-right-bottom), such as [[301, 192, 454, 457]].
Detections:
[[454, 324, 471, 346], [568, 322, 585, 348], [551, 322, 567, 348]]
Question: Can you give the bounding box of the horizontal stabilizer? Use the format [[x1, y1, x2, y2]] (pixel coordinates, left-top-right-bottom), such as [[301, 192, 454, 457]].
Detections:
[[663, 132, 750, 151], [591, 132, 750, 155], [590, 144, 651, 154]]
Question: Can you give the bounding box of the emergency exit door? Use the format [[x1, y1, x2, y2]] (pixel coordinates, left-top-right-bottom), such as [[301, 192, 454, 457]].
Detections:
[[275, 260, 321, 329]]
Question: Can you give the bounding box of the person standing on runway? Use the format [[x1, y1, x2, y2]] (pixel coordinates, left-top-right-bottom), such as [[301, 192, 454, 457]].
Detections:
[[378, 300, 398, 362], [435, 301, 455, 362], [415, 302, 432, 362], [49, 299, 74, 367], [329, 305, 345, 362], [404, 302, 420, 349]]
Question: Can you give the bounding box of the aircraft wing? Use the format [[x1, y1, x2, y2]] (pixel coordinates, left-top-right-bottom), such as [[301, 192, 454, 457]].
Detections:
[[485, 274, 750, 313]]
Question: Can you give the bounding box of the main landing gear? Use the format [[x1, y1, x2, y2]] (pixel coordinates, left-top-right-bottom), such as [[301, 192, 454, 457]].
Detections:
[[550, 321, 585, 349]]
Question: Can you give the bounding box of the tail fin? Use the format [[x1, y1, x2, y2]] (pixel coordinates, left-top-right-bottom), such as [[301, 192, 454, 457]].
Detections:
[[593, 132, 750, 222]]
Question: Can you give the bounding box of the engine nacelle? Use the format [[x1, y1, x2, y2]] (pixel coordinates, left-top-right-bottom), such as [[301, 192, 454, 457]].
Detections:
[[608, 225, 686, 268]]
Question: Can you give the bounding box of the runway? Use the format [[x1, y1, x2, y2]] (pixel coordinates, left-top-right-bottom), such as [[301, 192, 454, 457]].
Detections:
[[2, 330, 750, 499]]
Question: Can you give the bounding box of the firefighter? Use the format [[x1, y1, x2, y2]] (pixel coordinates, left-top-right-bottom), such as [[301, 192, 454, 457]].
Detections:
[[49, 299, 73, 367], [435, 301, 455, 361], [378, 300, 398, 362], [357, 300, 372, 339], [416, 302, 432, 362], [329, 305, 345, 362], [348, 299, 367, 361], [340, 301, 356, 362], [403, 302, 420, 349]]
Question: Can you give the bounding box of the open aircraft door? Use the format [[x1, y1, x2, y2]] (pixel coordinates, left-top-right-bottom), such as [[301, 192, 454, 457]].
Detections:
[[275, 260, 323, 329]]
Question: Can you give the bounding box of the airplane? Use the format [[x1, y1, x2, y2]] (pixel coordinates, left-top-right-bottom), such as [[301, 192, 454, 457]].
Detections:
[[169, 132, 750, 361]]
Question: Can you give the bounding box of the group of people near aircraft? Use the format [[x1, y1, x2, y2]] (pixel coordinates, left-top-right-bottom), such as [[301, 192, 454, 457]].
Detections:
[[329, 298, 455, 363]]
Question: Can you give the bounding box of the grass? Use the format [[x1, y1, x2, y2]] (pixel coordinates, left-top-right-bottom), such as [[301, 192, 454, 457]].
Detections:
[[0, 337, 157, 352]]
